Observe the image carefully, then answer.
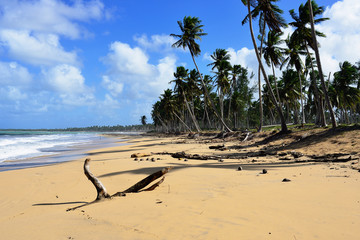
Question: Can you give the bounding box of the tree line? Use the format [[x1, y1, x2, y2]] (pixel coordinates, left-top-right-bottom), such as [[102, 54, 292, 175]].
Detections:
[[151, 0, 360, 133]]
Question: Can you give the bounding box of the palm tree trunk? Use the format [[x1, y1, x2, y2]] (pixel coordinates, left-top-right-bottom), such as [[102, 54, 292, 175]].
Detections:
[[271, 61, 281, 104], [297, 70, 306, 126], [258, 66, 263, 132], [246, 0, 288, 133], [188, 48, 232, 132], [173, 111, 192, 132], [257, 19, 266, 132], [305, 44, 326, 126], [183, 92, 201, 132], [308, 0, 337, 128]]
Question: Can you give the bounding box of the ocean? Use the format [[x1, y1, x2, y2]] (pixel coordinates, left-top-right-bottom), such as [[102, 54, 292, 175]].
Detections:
[[0, 131, 135, 172]]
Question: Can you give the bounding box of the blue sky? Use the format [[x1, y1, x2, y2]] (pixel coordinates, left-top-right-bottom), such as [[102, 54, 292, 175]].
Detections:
[[0, 0, 358, 129]]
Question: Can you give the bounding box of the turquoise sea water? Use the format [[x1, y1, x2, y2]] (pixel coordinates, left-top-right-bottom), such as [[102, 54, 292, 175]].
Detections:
[[0, 131, 134, 172]]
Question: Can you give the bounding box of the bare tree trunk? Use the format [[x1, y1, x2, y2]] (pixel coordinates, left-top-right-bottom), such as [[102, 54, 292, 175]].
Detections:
[[308, 0, 337, 128]]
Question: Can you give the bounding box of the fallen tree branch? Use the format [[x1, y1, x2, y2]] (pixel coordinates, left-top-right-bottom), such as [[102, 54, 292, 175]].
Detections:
[[67, 158, 172, 211], [84, 158, 110, 200], [112, 167, 172, 196]]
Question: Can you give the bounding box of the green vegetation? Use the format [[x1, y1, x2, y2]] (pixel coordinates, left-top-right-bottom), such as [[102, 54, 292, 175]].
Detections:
[[151, 0, 360, 133]]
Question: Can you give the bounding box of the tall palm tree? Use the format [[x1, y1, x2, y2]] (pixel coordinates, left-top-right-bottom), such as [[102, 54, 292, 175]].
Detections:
[[281, 36, 307, 126], [170, 66, 201, 132], [307, 0, 337, 128], [241, 0, 288, 133], [278, 69, 301, 123], [171, 16, 232, 132], [242, 0, 286, 132], [208, 49, 232, 129], [289, 0, 329, 127], [262, 30, 284, 103], [228, 64, 242, 123]]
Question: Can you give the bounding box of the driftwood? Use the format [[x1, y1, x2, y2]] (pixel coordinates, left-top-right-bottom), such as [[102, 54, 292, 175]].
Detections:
[[67, 158, 172, 211], [152, 151, 219, 160], [209, 144, 225, 150], [170, 151, 220, 160], [131, 153, 152, 158]]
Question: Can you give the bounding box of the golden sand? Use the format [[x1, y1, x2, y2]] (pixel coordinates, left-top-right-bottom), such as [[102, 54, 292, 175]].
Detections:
[[0, 129, 359, 239]]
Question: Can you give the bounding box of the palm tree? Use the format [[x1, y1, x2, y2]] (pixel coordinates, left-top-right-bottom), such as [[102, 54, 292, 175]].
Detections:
[[281, 36, 307, 126], [289, 0, 329, 127], [170, 66, 201, 132], [330, 61, 360, 123], [228, 64, 242, 123], [278, 69, 301, 123], [242, 0, 286, 132], [208, 49, 232, 129], [262, 30, 284, 104], [171, 16, 232, 132], [307, 0, 337, 128], [241, 0, 288, 133]]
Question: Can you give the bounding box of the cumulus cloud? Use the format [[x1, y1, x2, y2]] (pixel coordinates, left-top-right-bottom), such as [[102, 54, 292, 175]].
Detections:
[[0, 61, 32, 86], [102, 41, 176, 100], [134, 34, 177, 52], [42, 64, 95, 105], [317, 0, 360, 74], [0, 30, 78, 66], [0, 0, 105, 39]]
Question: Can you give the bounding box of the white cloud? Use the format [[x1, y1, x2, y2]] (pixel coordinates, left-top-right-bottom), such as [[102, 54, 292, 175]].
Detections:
[[104, 41, 154, 76], [102, 41, 176, 100], [102, 75, 124, 97], [0, 30, 78, 66], [0, 61, 32, 86], [43, 64, 95, 106], [316, 0, 360, 74], [134, 34, 176, 51], [0, 0, 105, 39]]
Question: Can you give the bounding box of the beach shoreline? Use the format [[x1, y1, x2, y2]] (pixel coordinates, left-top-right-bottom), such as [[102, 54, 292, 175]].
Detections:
[[0, 128, 359, 239], [0, 132, 138, 172]]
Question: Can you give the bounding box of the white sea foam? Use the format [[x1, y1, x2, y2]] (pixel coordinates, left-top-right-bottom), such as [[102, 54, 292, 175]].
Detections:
[[0, 132, 101, 163]]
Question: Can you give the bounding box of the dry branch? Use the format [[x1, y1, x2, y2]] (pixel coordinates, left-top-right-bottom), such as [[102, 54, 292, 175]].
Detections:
[[84, 158, 110, 200], [67, 159, 172, 211]]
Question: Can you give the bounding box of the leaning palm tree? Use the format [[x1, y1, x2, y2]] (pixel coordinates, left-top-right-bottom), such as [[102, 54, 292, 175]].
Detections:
[[307, 0, 337, 128], [171, 16, 232, 132], [241, 0, 288, 132], [289, 0, 329, 127]]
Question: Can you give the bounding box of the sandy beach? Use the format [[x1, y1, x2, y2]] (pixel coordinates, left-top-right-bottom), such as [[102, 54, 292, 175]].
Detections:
[[0, 127, 359, 240]]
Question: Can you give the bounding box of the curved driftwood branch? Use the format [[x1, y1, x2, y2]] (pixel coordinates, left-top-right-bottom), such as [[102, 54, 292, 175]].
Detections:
[[84, 158, 110, 200], [67, 159, 172, 211]]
